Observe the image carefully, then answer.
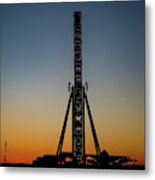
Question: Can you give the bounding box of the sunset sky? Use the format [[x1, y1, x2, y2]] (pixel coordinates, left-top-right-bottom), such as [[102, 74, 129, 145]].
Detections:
[[0, 1, 145, 165]]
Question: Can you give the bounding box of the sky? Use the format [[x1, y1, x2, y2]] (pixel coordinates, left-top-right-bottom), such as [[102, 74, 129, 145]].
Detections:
[[0, 1, 145, 165]]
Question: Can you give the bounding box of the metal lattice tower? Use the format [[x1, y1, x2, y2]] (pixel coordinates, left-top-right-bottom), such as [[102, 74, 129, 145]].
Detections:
[[72, 11, 85, 165], [56, 11, 101, 166]]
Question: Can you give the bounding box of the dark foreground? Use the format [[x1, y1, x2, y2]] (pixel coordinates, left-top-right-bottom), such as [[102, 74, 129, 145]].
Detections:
[[0, 150, 145, 170], [0, 163, 144, 170]]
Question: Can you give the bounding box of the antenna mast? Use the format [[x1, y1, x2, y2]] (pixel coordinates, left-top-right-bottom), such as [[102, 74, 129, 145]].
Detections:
[[4, 141, 7, 164]]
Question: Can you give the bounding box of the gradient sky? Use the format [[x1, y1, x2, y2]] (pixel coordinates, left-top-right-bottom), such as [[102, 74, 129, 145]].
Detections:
[[0, 1, 145, 165]]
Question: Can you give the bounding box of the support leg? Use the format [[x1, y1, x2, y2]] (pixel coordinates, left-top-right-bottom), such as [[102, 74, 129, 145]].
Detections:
[[56, 91, 73, 157], [84, 91, 101, 157]]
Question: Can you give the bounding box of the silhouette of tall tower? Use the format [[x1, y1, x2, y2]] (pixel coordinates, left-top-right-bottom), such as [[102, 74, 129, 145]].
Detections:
[[57, 11, 101, 166], [32, 10, 137, 169], [72, 11, 85, 164]]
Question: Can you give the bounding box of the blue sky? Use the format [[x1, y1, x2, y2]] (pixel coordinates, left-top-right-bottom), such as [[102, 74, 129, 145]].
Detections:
[[0, 1, 145, 110]]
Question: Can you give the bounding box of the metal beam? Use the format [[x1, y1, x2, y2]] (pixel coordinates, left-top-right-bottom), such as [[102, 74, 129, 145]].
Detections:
[[57, 91, 73, 157], [84, 90, 101, 157]]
